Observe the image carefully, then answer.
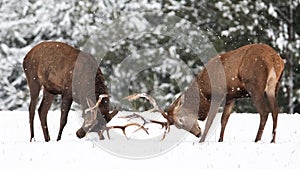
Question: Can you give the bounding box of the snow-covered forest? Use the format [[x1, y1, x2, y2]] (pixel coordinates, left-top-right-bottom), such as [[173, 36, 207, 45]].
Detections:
[[1, 1, 300, 168], [0, 0, 300, 113]]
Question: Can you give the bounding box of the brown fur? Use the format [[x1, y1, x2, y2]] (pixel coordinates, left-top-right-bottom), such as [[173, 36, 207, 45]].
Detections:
[[23, 41, 112, 142], [166, 44, 284, 143]]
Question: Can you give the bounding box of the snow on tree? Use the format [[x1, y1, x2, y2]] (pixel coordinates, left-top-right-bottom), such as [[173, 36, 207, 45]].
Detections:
[[0, 0, 105, 110]]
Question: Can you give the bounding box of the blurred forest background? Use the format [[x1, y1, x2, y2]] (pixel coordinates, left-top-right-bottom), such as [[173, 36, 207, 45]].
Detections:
[[0, 0, 299, 114]]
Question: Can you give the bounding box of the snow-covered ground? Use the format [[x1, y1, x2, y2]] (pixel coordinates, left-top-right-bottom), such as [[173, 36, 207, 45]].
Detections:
[[1, 111, 300, 169]]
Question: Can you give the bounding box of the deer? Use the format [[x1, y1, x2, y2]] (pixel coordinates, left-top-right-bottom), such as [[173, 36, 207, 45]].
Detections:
[[23, 41, 118, 142], [99, 44, 284, 143], [174, 43, 285, 143]]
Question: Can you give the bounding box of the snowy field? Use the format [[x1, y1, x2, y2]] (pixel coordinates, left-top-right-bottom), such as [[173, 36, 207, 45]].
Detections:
[[1, 111, 300, 169]]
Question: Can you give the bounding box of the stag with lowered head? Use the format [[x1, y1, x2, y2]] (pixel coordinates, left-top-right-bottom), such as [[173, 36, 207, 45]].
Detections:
[[23, 41, 117, 142], [120, 44, 284, 143]]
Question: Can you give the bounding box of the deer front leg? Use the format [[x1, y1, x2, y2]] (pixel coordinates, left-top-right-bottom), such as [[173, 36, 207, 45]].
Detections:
[[199, 98, 223, 142], [27, 76, 41, 142], [219, 101, 234, 142]]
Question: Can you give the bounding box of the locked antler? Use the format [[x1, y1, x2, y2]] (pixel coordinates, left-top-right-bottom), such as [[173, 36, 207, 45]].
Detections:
[[84, 93, 172, 140], [124, 93, 172, 140], [100, 122, 149, 140], [84, 94, 149, 139]]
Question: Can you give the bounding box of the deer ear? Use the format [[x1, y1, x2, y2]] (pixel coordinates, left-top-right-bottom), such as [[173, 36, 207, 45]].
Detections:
[[175, 94, 185, 110], [179, 94, 185, 104]]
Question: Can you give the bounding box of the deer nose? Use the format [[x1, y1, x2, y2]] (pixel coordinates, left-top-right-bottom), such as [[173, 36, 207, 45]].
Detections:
[[76, 128, 86, 138], [195, 126, 201, 138]]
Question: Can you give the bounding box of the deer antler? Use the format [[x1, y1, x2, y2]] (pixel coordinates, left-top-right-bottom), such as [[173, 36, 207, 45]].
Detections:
[[84, 93, 171, 140], [85, 94, 119, 122], [124, 93, 172, 140], [101, 123, 149, 140], [85, 94, 109, 114], [119, 113, 170, 140], [84, 94, 116, 134], [84, 94, 150, 139], [124, 93, 168, 117]]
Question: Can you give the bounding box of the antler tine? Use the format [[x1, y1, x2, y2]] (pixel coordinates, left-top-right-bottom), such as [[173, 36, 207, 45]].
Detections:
[[86, 93, 172, 140], [85, 98, 97, 122], [120, 113, 170, 140], [124, 93, 172, 140], [125, 93, 170, 119], [119, 113, 149, 124], [124, 93, 162, 113], [83, 94, 109, 128], [148, 119, 170, 140], [84, 94, 109, 114], [102, 123, 149, 140]]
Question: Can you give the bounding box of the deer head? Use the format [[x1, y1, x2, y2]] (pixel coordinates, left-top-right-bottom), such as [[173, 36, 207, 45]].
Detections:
[[165, 87, 202, 137], [124, 93, 201, 139], [76, 94, 119, 139]]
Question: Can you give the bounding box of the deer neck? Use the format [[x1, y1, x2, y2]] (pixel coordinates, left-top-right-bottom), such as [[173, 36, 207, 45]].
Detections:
[[198, 88, 211, 121]]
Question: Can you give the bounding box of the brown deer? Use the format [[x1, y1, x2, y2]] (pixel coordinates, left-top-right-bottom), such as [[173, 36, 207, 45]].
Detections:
[[114, 44, 284, 143], [23, 41, 117, 142]]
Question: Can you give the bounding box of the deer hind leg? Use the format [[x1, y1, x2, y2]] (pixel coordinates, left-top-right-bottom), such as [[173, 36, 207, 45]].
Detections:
[[57, 95, 73, 141], [252, 93, 270, 142], [264, 68, 279, 143], [27, 77, 41, 142], [38, 89, 55, 142], [219, 101, 235, 142], [265, 92, 278, 143], [246, 83, 270, 142]]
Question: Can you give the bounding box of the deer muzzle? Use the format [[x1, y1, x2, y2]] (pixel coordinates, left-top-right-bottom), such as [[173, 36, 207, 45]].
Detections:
[[173, 116, 201, 138], [76, 127, 86, 138], [190, 123, 201, 138]]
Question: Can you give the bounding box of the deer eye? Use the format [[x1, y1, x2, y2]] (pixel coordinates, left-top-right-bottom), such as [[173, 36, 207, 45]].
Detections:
[[178, 118, 185, 126]]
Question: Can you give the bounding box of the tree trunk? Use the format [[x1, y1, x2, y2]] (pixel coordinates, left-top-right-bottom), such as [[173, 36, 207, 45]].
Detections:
[[287, 0, 295, 114]]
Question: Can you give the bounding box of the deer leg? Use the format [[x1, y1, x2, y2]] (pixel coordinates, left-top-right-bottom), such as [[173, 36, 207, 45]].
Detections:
[[38, 89, 55, 142], [200, 97, 224, 142], [219, 101, 235, 142], [57, 96, 73, 141], [255, 110, 269, 142], [249, 92, 270, 142], [267, 94, 278, 143], [265, 87, 279, 143], [27, 79, 41, 142]]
